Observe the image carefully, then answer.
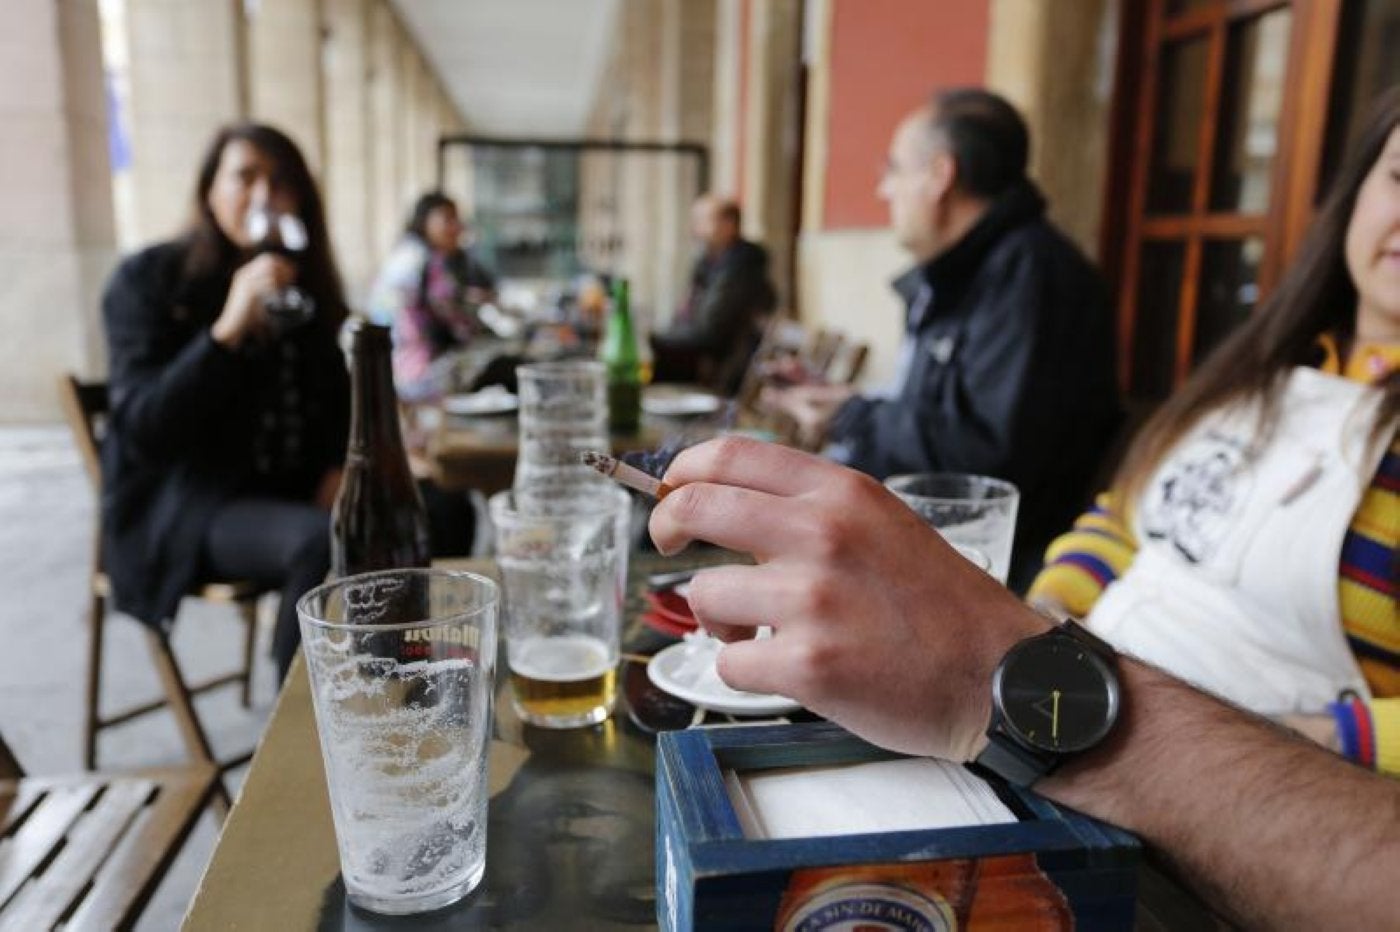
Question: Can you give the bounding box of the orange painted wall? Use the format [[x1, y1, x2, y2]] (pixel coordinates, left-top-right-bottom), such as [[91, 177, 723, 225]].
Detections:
[[823, 0, 989, 230]]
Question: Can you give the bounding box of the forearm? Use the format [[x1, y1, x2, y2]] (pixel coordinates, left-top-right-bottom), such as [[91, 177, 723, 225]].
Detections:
[[1041, 660, 1400, 929]]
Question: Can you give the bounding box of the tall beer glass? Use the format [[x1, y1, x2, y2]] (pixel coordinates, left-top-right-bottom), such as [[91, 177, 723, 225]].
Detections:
[[297, 569, 499, 915], [513, 360, 610, 507]]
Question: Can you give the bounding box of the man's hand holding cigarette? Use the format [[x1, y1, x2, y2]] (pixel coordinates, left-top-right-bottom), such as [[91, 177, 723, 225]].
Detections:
[[647, 436, 1045, 763]]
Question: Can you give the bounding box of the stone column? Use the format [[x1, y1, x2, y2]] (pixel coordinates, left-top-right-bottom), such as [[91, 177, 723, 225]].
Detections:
[[710, 0, 743, 200], [618, 0, 664, 315], [741, 0, 801, 305], [406, 54, 435, 199], [247, 0, 325, 171], [366, 0, 403, 265], [987, 0, 1117, 256], [0, 0, 116, 419], [123, 0, 244, 245], [439, 87, 473, 212], [321, 0, 374, 304], [651, 0, 715, 329]]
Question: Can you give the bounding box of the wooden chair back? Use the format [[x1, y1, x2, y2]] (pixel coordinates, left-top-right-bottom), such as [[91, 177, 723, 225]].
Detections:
[[0, 732, 22, 780], [827, 339, 870, 386], [807, 329, 844, 377], [735, 315, 809, 410], [58, 372, 257, 784], [57, 375, 108, 492]]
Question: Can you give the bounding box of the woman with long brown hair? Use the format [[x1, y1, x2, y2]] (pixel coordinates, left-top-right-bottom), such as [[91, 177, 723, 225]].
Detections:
[[102, 123, 350, 682], [1030, 87, 1399, 775]]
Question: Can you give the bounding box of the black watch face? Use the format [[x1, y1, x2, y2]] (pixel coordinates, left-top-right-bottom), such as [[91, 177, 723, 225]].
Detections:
[[995, 633, 1119, 754]]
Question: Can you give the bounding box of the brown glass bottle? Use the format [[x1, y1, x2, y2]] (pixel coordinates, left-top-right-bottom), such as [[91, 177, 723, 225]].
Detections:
[[330, 320, 431, 578]]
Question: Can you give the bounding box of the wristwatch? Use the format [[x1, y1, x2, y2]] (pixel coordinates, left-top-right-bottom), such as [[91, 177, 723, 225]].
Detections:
[[973, 619, 1121, 786]]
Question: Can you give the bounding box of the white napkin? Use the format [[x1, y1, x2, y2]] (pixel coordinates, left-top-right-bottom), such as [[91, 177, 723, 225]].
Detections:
[[726, 757, 1017, 840]]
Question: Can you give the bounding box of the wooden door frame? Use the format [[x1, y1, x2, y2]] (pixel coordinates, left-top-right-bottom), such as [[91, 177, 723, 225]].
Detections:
[[1099, 0, 1346, 395]]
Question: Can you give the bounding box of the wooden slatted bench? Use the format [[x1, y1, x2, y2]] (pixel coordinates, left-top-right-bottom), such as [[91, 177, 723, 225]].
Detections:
[[0, 762, 216, 930]]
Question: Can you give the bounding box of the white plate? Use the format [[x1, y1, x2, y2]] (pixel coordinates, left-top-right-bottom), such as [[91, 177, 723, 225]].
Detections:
[[647, 638, 801, 716], [641, 391, 723, 417], [443, 389, 518, 416]]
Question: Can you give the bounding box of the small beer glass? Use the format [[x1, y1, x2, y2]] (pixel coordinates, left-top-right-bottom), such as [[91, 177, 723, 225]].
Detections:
[[489, 484, 631, 728], [885, 473, 1020, 584], [297, 569, 499, 915]]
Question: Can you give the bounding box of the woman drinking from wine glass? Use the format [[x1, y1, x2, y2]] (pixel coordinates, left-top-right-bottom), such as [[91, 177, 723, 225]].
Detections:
[[101, 123, 350, 682]]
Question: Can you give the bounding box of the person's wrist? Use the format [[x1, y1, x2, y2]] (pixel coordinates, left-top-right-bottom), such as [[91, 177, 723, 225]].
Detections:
[[955, 603, 1052, 762], [210, 318, 242, 349]]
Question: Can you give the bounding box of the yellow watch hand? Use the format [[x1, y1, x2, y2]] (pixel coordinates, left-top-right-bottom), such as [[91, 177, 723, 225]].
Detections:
[[1051, 689, 1061, 741]]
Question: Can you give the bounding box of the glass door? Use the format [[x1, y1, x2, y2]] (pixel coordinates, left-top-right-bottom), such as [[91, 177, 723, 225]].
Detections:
[[1116, 0, 1292, 399], [1109, 0, 1400, 399]]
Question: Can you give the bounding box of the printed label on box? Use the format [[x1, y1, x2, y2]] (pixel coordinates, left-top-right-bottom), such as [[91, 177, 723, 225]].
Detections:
[[775, 856, 1072, 931]]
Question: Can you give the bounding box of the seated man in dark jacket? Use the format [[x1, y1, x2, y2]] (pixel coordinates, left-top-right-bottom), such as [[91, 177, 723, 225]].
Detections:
[[651, 195, 777, 394], [766, 89, 1120, 590]]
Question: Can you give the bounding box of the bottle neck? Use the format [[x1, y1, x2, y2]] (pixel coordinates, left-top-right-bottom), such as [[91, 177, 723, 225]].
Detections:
[[608, 303, 635, 344], [347, 338, 406, 456]]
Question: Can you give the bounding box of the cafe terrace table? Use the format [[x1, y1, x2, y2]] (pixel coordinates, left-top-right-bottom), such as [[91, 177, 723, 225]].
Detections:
[[427, 386, 731, 496], [183, 554, 1219, 931], [182, 552, 737, 931]]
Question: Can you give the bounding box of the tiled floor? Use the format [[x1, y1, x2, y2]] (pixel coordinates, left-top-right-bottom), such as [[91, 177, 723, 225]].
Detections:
[[0, 425, 280, 930]]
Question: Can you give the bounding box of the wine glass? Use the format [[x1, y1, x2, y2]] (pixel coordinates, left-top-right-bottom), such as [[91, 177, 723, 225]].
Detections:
[[245, 206, 316, 331]]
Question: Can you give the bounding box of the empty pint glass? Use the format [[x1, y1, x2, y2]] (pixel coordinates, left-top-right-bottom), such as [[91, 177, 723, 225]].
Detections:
[[513, 360, 610, 507], [297, 570, 498, 915], [885, 473, 1019, 584], [489, 484, 631, 728]]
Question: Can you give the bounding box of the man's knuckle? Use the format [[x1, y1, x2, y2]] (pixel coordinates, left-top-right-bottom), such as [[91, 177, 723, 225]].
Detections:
[[791, 638, 837, 682], [708, 434, 752, 467], [807, 516, 847, 561], [797, 577, 838, 618], [668, 483, 706, 524]]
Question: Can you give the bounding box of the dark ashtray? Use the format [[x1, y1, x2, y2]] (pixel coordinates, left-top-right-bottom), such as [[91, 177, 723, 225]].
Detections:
[[622, 658, 698, 734]]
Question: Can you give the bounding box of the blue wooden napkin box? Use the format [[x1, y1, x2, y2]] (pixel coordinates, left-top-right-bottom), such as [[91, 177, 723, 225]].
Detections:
[[656, 722, 1139, 931]]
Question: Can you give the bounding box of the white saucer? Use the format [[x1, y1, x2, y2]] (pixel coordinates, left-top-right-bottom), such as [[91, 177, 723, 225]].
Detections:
[[443, 388, 518, 416], [641, 391, 723, 417], [647, 638, 800, 716]]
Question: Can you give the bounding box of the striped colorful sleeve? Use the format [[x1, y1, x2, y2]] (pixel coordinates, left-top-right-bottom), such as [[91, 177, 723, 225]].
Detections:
[[1027, 493, 1140, 618], [1339, 436, 1399, 777], [1341, 438, 1399, 699]]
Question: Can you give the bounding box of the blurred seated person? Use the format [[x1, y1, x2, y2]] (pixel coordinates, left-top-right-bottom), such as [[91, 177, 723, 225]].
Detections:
[[1029, 86, 1400, 776], [763, 89, 1121, 591], [368, 191, 497, 557], [368, 191, 499, 402], [101, 123, 348, 682], [651, 195, 777, 394]]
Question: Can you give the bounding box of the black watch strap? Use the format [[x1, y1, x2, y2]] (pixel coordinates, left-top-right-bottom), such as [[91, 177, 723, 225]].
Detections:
[[974, 725, 1056, 786], [1057, 617, 1116, 660]]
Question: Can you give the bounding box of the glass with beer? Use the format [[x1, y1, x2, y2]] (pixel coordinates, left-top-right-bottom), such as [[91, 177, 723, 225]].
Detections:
[[489, 484, 631, 728]]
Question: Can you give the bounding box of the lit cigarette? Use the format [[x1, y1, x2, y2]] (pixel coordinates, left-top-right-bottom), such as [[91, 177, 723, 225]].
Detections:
[[581, 450, 675, 500]]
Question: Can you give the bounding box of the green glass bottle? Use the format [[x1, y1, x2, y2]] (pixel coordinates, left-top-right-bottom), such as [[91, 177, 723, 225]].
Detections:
[[600, 277, 642, 434]]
